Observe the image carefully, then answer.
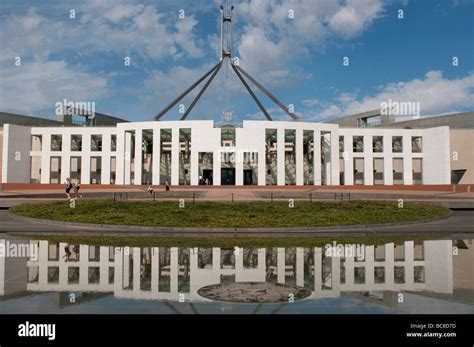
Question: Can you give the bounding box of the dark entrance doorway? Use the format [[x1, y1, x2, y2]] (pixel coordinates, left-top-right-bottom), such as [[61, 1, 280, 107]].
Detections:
[[201, 169, 213, 185], [221, 168, 235, 185], [243, 169, 253, 185]]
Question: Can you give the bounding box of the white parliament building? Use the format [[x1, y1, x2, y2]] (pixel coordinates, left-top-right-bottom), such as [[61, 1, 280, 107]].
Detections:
[[1, 117, 454, 187], [1, 3, 472, 188]]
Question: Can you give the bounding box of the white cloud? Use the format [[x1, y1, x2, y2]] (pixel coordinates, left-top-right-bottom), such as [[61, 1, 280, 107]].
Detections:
[[233, 0, 384, 88], [328, 0, 384, 38], [0, 1, 205, 63], [0, 60, 108, 115], [304, 71, 474, 121]]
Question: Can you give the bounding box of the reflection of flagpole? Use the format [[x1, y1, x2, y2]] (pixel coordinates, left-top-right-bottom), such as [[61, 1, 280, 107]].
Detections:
[[270, 302, 288, 314], [251, 303, 263, 314]]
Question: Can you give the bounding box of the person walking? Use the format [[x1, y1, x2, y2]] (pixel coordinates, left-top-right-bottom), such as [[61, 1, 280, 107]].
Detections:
[[73, 176, 82, 198], [165, 179, 170, 191], [65, 178, 73, 199], [147, 185, 154, 194]]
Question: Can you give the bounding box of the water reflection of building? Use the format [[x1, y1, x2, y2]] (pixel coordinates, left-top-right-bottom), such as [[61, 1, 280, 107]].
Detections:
[[0, 239, 29, 300], [17, 240, 457, 304]]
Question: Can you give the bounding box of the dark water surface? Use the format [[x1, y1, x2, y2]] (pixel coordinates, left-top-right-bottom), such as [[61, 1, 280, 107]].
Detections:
[[0, 236, 472, 314]]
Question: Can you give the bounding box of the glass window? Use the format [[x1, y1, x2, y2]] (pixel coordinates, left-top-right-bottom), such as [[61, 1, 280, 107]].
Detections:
[[28, 266, 39, 283], [392, 136, 403, 153], [374, 266, 385, 284], [109, 267, 114, 284], [111, 135, 117, 151], [414, 266, 425, 283], [71, 135, 82, 151], [91, 135, 102, 151], [354, 267, 365, 284], [339, 136, 344, 153], [372, 136, 383, 152], [88, 267, 100, 284], [51, 135, 62, 151], [412, 136, 422, 153], [48, 267, 59, 284], [221, 127, 235, 147], [353, 136, 364, 153], [68, 267, 80, 284], [394, 266, 405, 284]]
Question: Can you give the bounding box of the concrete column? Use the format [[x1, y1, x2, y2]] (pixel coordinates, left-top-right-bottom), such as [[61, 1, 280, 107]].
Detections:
[[277, 128, 285, 186], [314, 248, 322, 292], [365, 246, 374, 286], [38, 241, 48, 286], [364, 135, 373, 185], [134, 129, 142, 185], [405, 241, 414, 290], [322, 132, 331, 185], [330, 130, 340, 185], [213, 151, 221, 186], [296, 128, 304, 185], [114, 247, 123, 291], [115, 130, 125, 185], [79, 245, 89, 286], [277, 248, 285, 284], [331, 257, 341, 293], [384, 136, 393, 185], [59, 242, 68, 285], [258, 249, 266, 280], [123, 248, 130, 289], [296, 247, 304, 287], [82, 133, 91, 185], [403, 135, 413, 185], [100, 246, 109, 285], [385, 243, 395, 287], [213, 248, 220, 269], [40, 135, 51, 184], [152, 129, 161, 185], [151, 248, 159, 292], [102, 155, 110, 185], [343, 135, 354, 185], [314, 130, 321, 186], [124, 132, 132, 185], [236, 151, 243, 186], [133, 247, 140, 292], [258, 137, 266, 186], [61, 135, 70, 183], [170, 248, 178, 294], [171, 128, 179, 186], [102, 134, 111, 185]]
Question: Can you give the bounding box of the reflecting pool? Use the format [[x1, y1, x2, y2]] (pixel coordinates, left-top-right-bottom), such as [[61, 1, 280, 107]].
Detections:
[[0, 237, 473, 314]]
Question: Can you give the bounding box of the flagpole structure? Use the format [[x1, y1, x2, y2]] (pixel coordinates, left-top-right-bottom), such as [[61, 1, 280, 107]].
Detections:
[[152, 2, 301, 122]]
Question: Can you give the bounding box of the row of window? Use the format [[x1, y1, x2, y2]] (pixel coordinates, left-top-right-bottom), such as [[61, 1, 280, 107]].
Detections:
[[31, 134, 117, 152], [28, 266, 114, 285], [339, 135, 423, 153], [341, 265, 425, 284]]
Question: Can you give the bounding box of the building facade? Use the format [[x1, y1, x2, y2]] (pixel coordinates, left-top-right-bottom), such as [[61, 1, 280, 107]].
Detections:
[[1, 120, 451, 186]]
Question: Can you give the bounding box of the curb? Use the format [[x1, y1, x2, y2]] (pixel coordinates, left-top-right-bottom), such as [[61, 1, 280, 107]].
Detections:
[[6, 209, 454, 234]]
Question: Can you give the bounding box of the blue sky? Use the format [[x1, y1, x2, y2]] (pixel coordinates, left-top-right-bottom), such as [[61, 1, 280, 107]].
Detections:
[[0, 0, 473, 122]]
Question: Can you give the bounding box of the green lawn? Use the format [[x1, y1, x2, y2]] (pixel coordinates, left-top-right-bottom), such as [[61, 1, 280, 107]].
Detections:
[[10, 200, 450, 228]]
